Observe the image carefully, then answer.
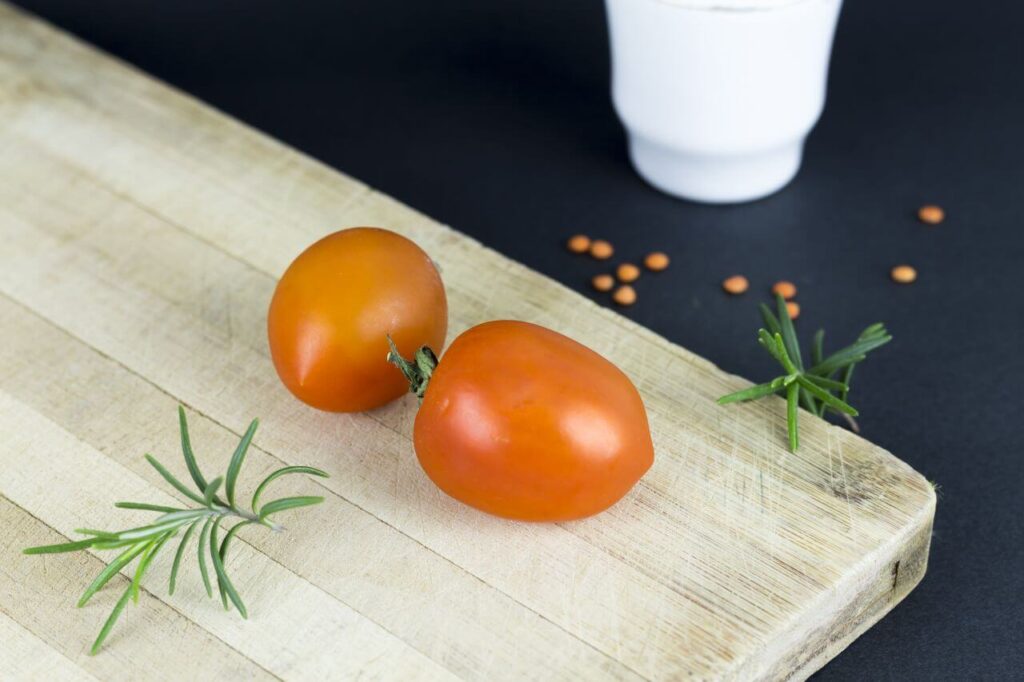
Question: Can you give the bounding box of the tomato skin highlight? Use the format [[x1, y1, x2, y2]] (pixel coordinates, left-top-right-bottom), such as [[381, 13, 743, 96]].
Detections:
[[413, 321, 654, 521], [268, 227, 447, 412]]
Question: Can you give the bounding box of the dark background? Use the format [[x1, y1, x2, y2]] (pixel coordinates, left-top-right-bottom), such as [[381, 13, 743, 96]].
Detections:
[[13, 0, 1023, 678]]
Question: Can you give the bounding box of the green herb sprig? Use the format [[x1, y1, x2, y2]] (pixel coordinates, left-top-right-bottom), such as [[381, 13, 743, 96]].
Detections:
[[718, 295, 892, 451], [24, 406, 328, 654]]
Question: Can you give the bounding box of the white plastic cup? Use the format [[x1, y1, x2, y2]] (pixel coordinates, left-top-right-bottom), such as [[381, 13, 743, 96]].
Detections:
[[605, 0, 843, 204]]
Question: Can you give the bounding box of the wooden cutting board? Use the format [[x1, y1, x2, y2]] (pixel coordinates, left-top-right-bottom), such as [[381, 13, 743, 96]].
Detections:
[[0, 4, 935, 680]]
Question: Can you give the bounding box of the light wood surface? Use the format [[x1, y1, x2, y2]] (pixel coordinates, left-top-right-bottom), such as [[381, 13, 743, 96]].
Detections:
[[0, 4, 935, 680]]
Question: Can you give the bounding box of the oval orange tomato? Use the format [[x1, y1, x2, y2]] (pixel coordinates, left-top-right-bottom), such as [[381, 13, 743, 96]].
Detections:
[[400, 320, 654, 521], [268, 227, 447, 412]]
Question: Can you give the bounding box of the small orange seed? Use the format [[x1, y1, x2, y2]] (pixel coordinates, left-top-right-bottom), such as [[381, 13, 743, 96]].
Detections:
[[644, 252, 670, 271], [722, 275, 749, 295], [772, 281, 797, 300], [891, 265, 917, 284], [616, 263, 641, 283], [567, 234, 591, 253], [917, 205, 944, 225], [590, 239, 614, 260], [613, 285, 637, 306], [592, 274, 615, 292]]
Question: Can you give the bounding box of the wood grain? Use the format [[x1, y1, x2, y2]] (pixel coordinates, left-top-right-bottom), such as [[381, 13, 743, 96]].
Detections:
[[0, 612, 99, 682], [0, 3, 935, 680]]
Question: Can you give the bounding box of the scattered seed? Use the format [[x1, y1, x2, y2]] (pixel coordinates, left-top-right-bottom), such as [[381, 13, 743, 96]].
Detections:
[[592, 274, 615, 292], [785, 301, 801, 320], [917, 205, 944, 225], [644, 252, 670, 272], [589, 240, 614, 260], [616, 263, 641, 283], [613, 285, 637, 306], [772, 281, 797, 300], [567, 234, 591, 253], [891, 264, 917, 284], [722, 275, 749, 295]]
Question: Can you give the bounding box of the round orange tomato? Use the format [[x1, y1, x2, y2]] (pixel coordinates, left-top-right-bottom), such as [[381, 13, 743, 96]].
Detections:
[[398, 320, 654, 521], [268, 227, 447, 412]]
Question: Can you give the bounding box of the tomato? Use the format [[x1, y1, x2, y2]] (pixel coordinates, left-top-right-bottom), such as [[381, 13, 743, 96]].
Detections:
[[397, 320, 654, 521], [268, 227, 447, 412]]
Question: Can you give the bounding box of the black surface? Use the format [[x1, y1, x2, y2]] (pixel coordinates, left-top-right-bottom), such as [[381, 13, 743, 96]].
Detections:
[[12, 1, 1023, 678]]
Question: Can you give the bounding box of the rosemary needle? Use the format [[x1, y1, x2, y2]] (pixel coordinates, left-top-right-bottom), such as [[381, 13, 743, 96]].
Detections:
[[23, 407, 329, 654], [718, 294, 892, 451]]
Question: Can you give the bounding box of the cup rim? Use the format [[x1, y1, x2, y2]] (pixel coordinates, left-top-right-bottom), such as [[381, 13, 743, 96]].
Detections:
[[639, 0, 826, 13]]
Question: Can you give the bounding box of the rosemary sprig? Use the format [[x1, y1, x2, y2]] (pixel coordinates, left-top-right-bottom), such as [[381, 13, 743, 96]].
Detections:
[[718, 294, 892, 451], [23, 406, 329, 654]]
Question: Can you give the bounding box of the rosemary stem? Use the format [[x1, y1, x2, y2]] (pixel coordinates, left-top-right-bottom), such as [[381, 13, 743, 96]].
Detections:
[[210, 505, 281, 532], [23, 406, 326, 654], [717, 298, 891, 452], [212, 506, 255, 521]]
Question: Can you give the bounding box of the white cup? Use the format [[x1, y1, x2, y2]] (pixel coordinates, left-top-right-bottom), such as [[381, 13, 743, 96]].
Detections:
[[605, 0, 843, 204]]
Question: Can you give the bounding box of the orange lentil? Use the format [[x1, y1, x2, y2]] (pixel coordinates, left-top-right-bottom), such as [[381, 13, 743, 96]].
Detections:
[[589, 239, 614, 260], [891, 264, 917, 284], [567, 234, 591, 253], [722, 275, 749, 295], [616, 263, 641, 283], [917, 205, 945, 225], [592, 273, 615, 292], [612, 285, 637, 306], [772, 281, 797, 300], [644, 252, 670, 271], [785, 301, 801, 320]]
